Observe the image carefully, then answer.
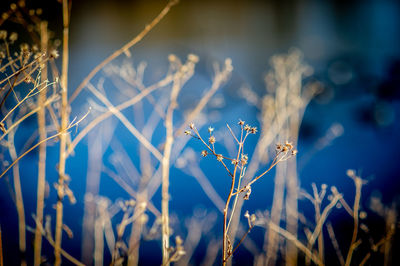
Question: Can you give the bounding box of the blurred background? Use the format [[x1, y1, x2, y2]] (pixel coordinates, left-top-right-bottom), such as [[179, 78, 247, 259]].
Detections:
[[1, 0, 399, 265]]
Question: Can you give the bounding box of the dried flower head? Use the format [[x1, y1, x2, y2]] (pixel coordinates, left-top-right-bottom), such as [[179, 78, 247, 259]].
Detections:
[[250, 214, 256, 224], [216, 154, 223, 162], [346, 169, 356, 178], [189, 122, 195, 129], [208, 126, 214, 134], [250, 127, 258, 134], [0, 30, 7, 40], [184, 130, 191, 135], [244, 124, 251, 131], [9, 32, 17, 42], [50, 49, 59, 58], [208, 135, 216, 144], [201, 150, 208, 157], [168, 54, 177, 62], [359, 211, 367, 219], [241, 154, 248, 166], [285, 141, 293, 150], [238, 119, 245, 126], [187, 53, 199, 63], [243, 185, 252, 200], [291, 149, 298, 156]]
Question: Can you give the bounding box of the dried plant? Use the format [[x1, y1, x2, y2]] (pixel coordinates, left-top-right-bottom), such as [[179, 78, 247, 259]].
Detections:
[[0, 1, 398, 266], [186, 121, 297, 265]]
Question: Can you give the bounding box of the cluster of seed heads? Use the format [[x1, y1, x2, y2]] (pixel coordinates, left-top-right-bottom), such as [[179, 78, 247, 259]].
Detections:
[[276, 141, 298, 156]]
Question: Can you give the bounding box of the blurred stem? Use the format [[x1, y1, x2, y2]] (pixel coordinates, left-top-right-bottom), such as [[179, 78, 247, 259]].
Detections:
[[55, 0, 70, 265], [345, 177, 362, 266], [7, 123, 26, 266], [69, 0, 179, 103], [161, 71, 182, 266], [34, 20, 48, 266]]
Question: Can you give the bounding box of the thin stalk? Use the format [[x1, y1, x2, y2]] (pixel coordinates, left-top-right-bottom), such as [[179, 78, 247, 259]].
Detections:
[[7, 123, 26, 266], [55, 0, 70, 263], [69, 0, 179, 103], [0, 95, 57, 142], [34, 20, 48, 266], [269, 222, 323, 266], [161, 71, 182, 266], [0, 112, 89, 180], [223, 142, 242, 265], [345, 177, 362, 266], [67, 75, 173, 156]]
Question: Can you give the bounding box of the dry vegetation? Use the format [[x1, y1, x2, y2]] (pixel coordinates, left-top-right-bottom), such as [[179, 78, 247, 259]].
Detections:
[[0, 1, 398, 266]]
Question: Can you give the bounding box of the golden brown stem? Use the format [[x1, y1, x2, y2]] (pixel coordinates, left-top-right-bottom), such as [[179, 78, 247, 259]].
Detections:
[[345, 177, 362, 266], [54, 1, 70, 264], [7, 122, 26, 266], [223, 142, 242, 265], [34, 20, 48, 266], [161, 70, 183, 265]]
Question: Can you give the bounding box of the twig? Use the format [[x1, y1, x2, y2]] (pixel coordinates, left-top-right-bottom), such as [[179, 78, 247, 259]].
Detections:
[[161, 68, 184, 265], [54, 0, 70, 264], [69, 0, 179, 103], [0, 110, 89, 179], [269, 222, 323, 266], [345, 175, 363, 266], [34, 20, 48, 266], [67, 75, 173, 155], [326, 222, 345, 266], [6, 119, 26, 266], [86, 82, 163, 161]]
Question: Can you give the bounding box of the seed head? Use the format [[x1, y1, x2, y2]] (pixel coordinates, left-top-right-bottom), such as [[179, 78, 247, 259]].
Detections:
[[346, 169, 356, 177], [244, 124, 251, 131], [0, 30, 7, 40], [50, 49, 59, 59], [243, 185, 252, 200], [285, 141, 293, 150], [291, 149, 298, 156], [189, 122, 195, 129], [241, 154, 248, 166], [208, 136, 216, 144], [201, 150, 208, 157], [9, 32, 17, 42], [184, 130, 191, 136], [276, 143, 283, 151], [187, 54, 199, 63], [250, 127, 258, 134], [238, 119, 245, 126], [208, 126, 214, 134], [216, 154, 223, 162]]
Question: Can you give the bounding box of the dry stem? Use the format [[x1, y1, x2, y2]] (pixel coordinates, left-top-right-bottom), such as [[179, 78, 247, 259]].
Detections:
[[161, 68, 184, 265], [54, 0, 70, 264], [34, 20, 48, 266], [6, 120, 26, 266], [345, 175, 363, 266], [69, 0, 179, 103]]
